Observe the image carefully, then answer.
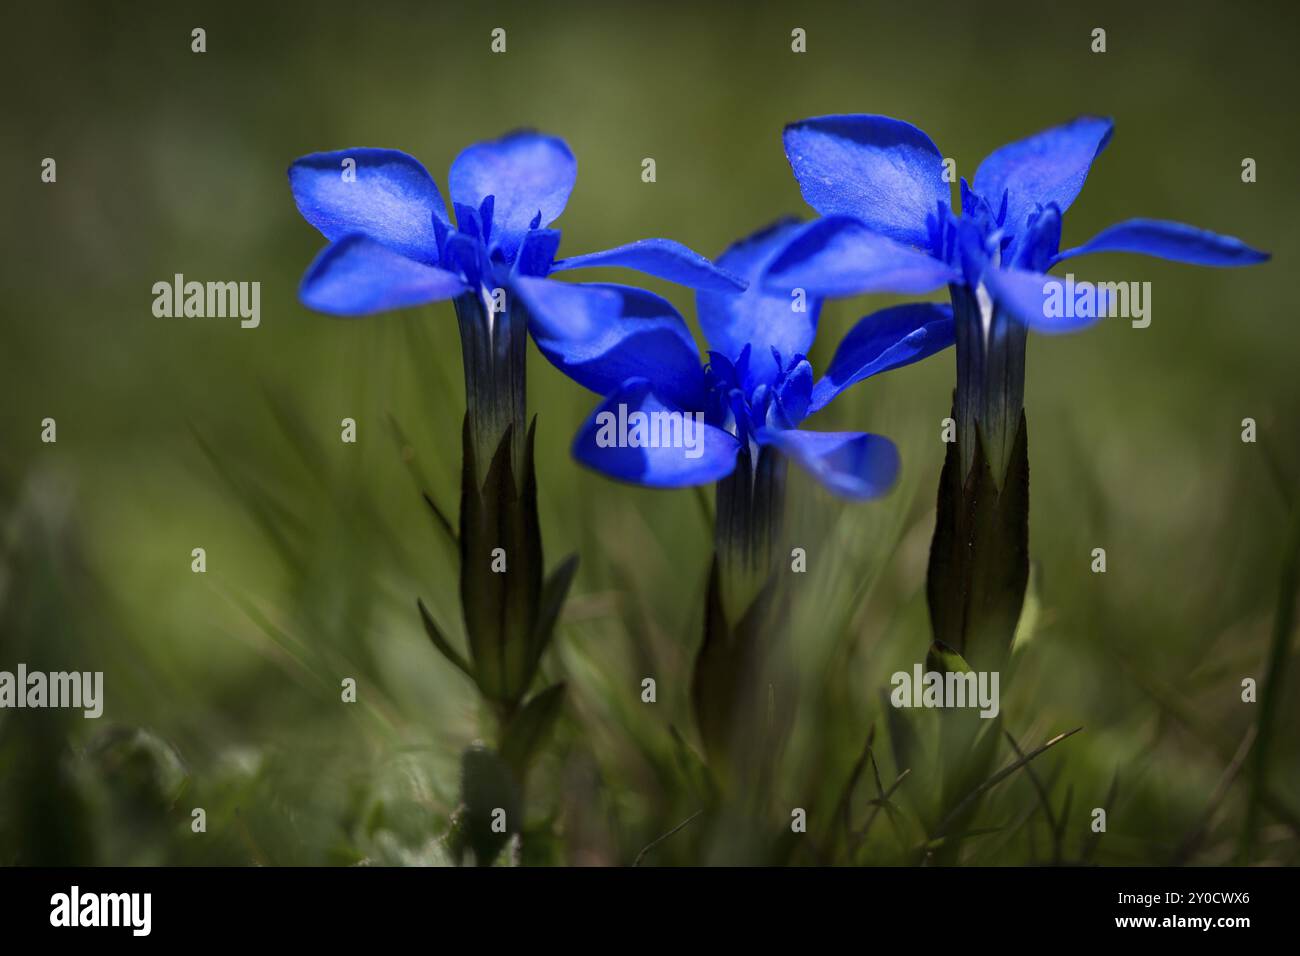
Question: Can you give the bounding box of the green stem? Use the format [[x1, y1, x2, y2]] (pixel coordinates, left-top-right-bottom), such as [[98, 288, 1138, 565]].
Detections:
[[693, 445, 790, 793]]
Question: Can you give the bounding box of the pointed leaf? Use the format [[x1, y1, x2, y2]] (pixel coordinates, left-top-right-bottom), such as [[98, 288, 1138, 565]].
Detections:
[[422, 491, 457, 546], [417, 598, 473, 681], [530, 553, 579, 670]]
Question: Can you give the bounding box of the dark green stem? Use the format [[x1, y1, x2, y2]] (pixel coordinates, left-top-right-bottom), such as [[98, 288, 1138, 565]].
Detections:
[[435, 290, 576, 865], [923, 283, 1032, 858]]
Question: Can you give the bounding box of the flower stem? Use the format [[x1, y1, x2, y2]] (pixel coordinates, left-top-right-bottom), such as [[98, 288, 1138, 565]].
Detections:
[[693, 445, 792, 796]]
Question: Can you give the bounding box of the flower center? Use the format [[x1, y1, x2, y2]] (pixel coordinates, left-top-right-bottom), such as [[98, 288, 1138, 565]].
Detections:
[[705, 345, 811, 449]]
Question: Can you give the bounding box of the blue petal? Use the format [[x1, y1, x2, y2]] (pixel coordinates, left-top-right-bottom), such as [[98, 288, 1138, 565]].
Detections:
[[982, 266, 1108, 334], [453, 202, 482, 241], [783, 114, 950, 249], [573, 379, 742, 488], [441, 231, 488, 289], [763, 216, 957, 298], [1054, 218, 1270, 267], [809, 303, 955, 414], [288, 148, 448, 265], [954, 215, 995, 288], [770, 356, 814, 428], [757, 427, 900, 500], [1010, 203, 1063, 272], [551, 238, 746, 292], [515, 278, 707, 410], [299, 234, 468, 316], [973, 117, 1113, 239], [449, 131, 576, 258], [697, 219, 820, 388], [513, 228, 562, 277]]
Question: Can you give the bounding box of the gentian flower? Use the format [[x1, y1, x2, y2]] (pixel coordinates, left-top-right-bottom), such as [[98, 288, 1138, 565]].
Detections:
[[518, 217, 953, 503], [768, 114, 1269, 482], [519, 218, 953, 779], [289, 131, 744, 310], [766, 114, 1269, 667], [287, 131, 744, 864], [288, 131, 744, 478]]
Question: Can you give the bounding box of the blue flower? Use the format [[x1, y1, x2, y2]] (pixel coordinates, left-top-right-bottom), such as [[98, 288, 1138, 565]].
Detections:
[[288, 130, 745, 317], [766, 114, 1269, 334], [518, 219, 955, 500]]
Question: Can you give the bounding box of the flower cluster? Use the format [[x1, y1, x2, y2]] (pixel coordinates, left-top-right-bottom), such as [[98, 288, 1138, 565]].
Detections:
[[287, 117, 1270, 841]]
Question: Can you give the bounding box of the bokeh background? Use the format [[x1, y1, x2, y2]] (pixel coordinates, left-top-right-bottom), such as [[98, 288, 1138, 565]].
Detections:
[[2, 0, 1296, 865]]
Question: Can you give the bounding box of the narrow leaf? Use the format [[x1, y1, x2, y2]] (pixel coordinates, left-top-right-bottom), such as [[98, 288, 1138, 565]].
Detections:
[[417, 598, 473, 681], [530, 553, 579, 669]]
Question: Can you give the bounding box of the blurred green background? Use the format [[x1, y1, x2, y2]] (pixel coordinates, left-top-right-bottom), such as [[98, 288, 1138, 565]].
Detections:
[[2, 0, 1296, 865]]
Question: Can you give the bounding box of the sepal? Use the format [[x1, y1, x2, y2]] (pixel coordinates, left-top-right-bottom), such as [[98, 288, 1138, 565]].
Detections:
[[690, 558, 792, 791], [925, 407, 1029, 669], [457, 417, 544, 705]]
